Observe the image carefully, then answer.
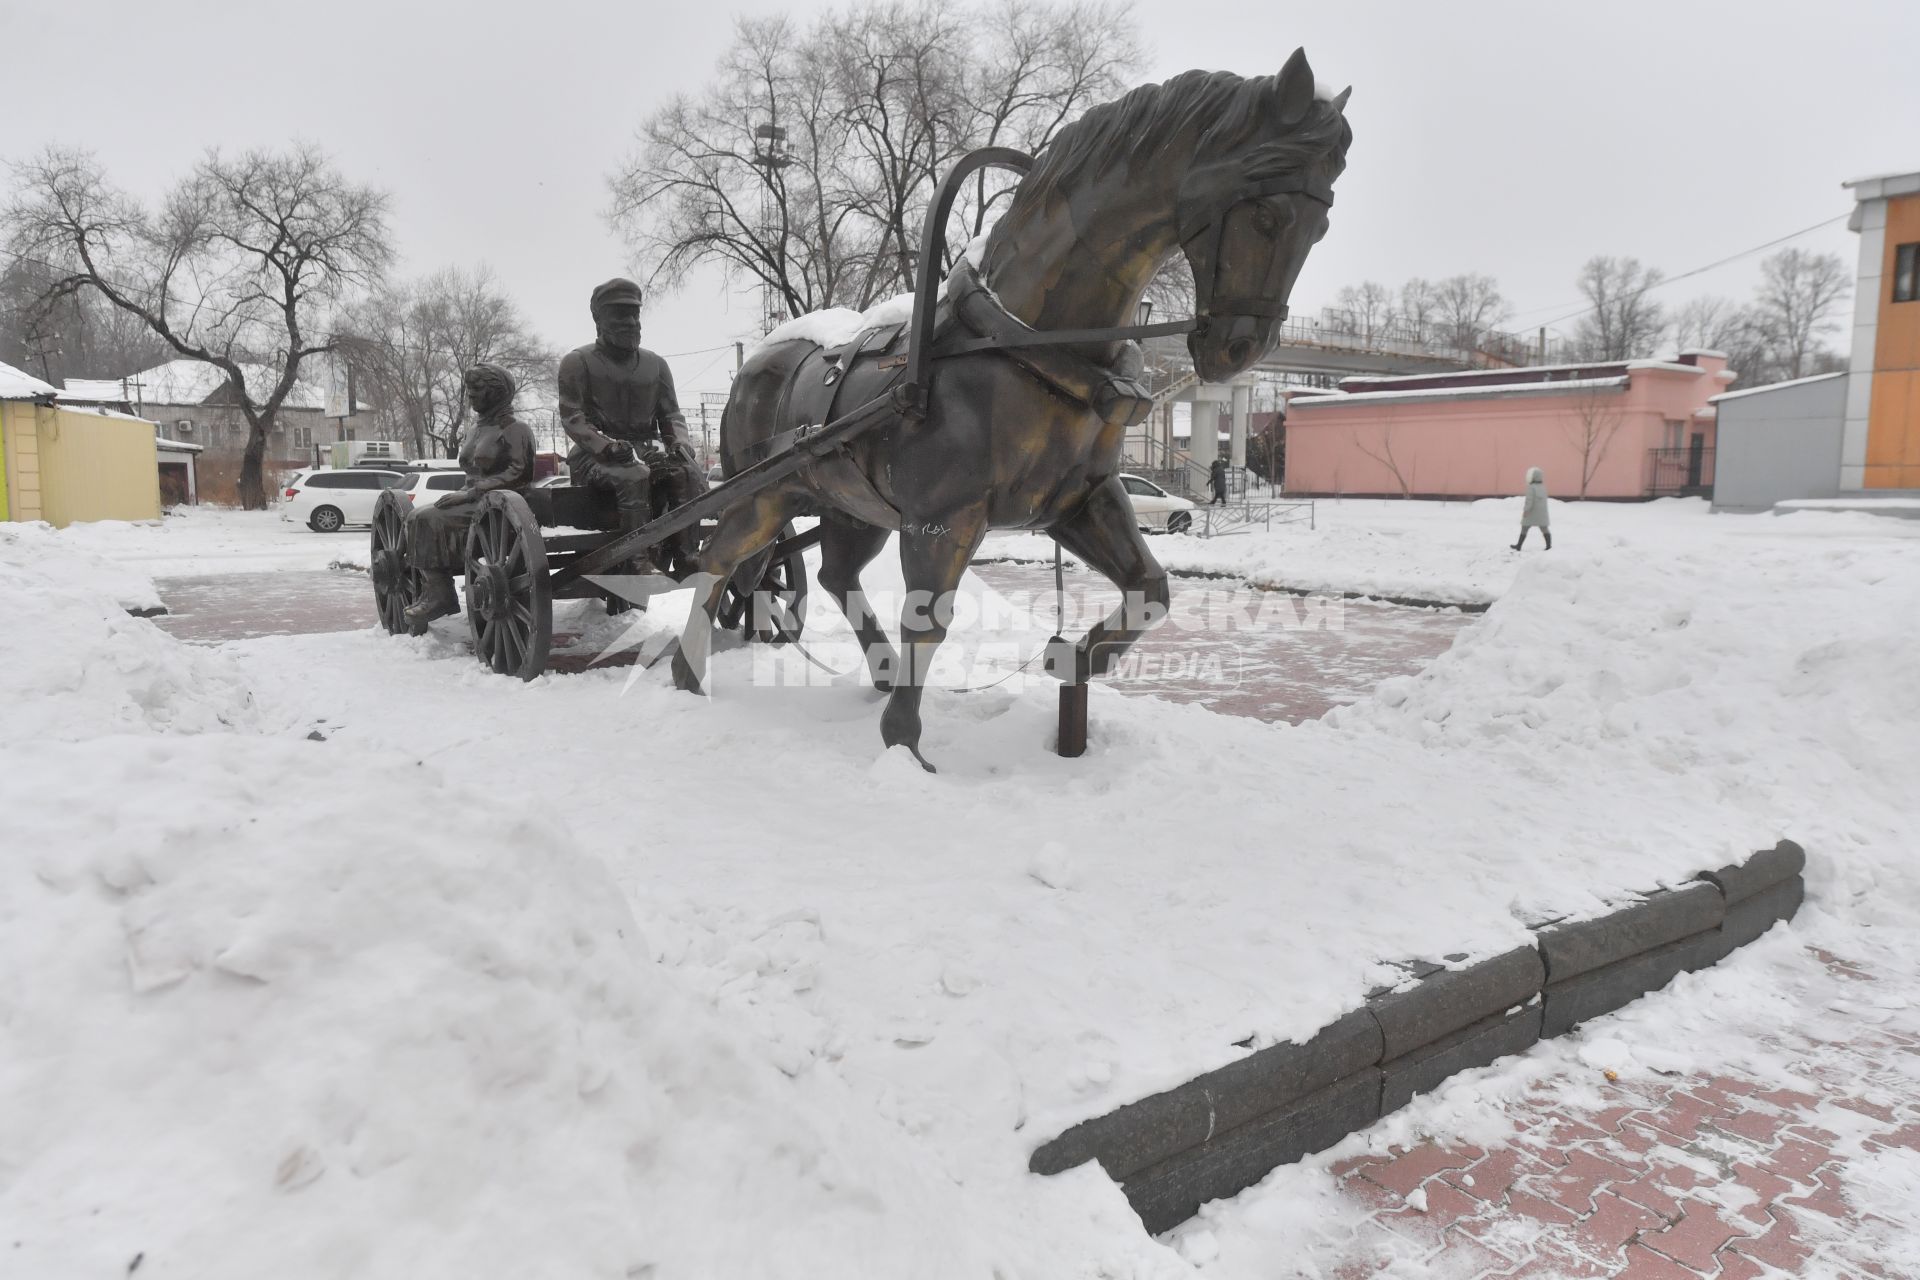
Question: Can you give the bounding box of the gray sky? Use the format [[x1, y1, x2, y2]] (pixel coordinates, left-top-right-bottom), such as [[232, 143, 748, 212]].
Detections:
[[4, 0, 1917, 400]]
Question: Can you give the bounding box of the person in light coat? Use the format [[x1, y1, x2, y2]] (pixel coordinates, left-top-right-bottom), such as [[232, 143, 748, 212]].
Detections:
[[1512, 466, 1551, 550]]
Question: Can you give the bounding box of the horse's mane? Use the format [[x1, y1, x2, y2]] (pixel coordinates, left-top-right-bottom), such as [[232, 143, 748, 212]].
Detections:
[[1010, 68, 1352, 213]]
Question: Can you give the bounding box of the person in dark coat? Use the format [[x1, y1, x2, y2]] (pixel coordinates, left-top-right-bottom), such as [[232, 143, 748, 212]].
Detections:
[[403, 364, 537, 627], [1209, 456, 1230, 505], [1512, 466, 1552, 550], [558, 277, 708, 573]]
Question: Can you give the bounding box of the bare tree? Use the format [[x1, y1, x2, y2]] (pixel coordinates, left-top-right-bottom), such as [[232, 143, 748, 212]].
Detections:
[[1753, 247, 1850, 380], [341, 267, 552, 459], [1, 257, 170, 381], [1571, 255, 1666, 361], [2, 144, 391, 507], [1561, 384, 1625, 498], [606, 0, 1138, 323], [1434, 273, 1508, 352], [1354, 421, 1415, 497], [1671, 294, 1771, 385], [1332, 281, 1395, 342], [1398, 277, 1440, 343]]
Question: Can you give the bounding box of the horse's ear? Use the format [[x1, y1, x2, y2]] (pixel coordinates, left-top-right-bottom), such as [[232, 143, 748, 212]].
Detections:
[[1273, 47, 1315, 126], [1332, 86, 1352, 114]]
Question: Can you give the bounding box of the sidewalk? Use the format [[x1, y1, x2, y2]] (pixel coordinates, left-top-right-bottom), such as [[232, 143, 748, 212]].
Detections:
[[1186, 942, 1919, 1278]]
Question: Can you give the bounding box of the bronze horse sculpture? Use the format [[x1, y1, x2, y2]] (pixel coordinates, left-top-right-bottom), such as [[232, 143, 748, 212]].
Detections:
[[672, 51, 1352, 768]]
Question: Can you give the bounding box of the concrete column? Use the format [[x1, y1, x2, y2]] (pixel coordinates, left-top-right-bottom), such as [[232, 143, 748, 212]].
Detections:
[[1230, 382, 1252, 467], [1841, 197, 1885, 492], [1188, 399, 1218, 470]]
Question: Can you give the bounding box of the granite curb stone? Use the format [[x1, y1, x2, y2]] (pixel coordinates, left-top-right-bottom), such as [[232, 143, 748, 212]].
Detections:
[[1028, 1009, 1382, 1178], [1698, 838, 1805, 906], [1537, 882, 1726, 983], [1367, 944, 1544, 1061], [1539, 931, 1723, 1039], [1380, 1003, 1543, 1115], [1120, 1071, 1382, 1234]]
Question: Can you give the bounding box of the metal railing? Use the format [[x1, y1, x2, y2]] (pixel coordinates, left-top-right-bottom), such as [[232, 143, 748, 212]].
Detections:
[[1647, 446, 1715, 497], [1196, 499, 1315, 537]]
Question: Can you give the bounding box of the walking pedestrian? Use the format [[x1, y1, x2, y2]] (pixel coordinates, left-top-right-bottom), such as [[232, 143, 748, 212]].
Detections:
[[1210, 456, 1229, 506], [1513, 466, 1551, 550]]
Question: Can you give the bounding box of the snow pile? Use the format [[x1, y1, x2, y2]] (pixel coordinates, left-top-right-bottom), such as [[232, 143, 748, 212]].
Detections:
[[1, 735, 1091, 1279], [1, 519, 163, 611], [0, 530, 254, 739], [756, 292, 915, 355]]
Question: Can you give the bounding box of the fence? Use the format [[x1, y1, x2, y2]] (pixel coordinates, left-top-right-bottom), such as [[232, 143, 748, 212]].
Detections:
[[1646, 446, 1716, 497]]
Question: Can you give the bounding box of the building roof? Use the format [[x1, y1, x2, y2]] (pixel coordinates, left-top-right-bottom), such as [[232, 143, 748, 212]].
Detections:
[[1289, 375, 1630, 411], [1707, 370, 1847, 405], [105, 358, 333, 412], [155, 437, 204, 454], [0, 359, 58, 401], [1331, 353, 1725, 399], [57, 377, 138, 405], [1843, 169, 1920, 202]]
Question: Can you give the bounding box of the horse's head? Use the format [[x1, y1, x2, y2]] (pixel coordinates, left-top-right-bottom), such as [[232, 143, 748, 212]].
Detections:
[[1176, 49, 1351, 382]]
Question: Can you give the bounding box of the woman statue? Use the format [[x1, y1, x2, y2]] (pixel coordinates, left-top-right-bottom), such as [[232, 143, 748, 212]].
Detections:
[[402, 363, 537, 628], [1512, 466, 1552, 550]]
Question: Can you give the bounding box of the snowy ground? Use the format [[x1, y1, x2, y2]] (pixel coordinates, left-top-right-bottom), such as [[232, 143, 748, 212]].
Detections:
[[2, 497, 1916, 1278]]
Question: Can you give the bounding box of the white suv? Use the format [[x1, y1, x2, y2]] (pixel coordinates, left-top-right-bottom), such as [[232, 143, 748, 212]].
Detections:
[[399, 469, 471, 508], [1120, 473, 1197, 534], [282, 468, 407, 532]]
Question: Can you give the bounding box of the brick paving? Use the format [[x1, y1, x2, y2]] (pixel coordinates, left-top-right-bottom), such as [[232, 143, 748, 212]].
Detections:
[[1310, 949, 1920, 1278]]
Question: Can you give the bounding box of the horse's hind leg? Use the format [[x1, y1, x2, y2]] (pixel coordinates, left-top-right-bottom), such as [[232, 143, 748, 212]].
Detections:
[[671, 481, 808, 695], [817, 516, 898, 692], [1047, 476, 1171, 677]]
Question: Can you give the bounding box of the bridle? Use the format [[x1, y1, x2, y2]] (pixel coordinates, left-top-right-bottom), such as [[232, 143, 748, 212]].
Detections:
[[904, 146, 1336, 390], [1176, 172, 1337, 325]]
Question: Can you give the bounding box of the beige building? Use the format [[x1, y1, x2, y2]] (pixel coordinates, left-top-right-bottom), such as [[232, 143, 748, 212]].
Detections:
[[2, 360, 167, 527]]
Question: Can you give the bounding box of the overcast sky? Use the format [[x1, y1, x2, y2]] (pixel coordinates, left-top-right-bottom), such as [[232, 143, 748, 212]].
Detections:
[[4, 0, 1917, 400]]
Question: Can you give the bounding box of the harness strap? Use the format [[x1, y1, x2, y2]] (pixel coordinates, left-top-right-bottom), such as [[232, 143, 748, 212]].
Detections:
[[939, 260, 1151, 416]]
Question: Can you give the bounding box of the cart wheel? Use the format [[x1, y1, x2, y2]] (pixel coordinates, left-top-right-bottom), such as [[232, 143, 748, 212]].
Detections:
[[463, 490, 552, 680], [717, 523, 808, 645], [369, 490, 419, 635]]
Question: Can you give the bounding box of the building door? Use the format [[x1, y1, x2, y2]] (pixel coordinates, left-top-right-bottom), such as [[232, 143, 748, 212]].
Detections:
[[1686, 433, 1705, 489]]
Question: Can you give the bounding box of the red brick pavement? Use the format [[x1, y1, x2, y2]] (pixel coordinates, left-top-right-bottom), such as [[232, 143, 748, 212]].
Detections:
[[1313, 949, 1920, 1278]]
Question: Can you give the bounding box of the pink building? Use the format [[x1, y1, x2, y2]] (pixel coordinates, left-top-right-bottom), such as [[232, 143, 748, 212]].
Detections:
[[1282, 351, 1735, 500]]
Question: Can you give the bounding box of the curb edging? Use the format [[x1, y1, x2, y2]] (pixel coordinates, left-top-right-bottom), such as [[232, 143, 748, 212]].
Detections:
[[1029, 839, 1807, 1234]]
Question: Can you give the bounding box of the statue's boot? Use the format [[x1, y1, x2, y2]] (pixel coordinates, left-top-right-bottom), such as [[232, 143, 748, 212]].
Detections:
[[402, 572, 460, 629]]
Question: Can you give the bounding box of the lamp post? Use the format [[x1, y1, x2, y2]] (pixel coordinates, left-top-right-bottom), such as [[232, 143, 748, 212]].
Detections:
[[750, 122, 794, 335]]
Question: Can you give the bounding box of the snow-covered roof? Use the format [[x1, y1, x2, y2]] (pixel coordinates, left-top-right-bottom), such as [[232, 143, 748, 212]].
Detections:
[[68, 405, 160, 426], [57, 378, 137, 405], [1290, 375, 1630, 410], [1707, 371, 1847, 405], [155, 436, 204, 453], [110, 358, 332, 411], [1843, 168, 1920, 200], [1338, 357, 1713, 394], [0, 359, 58, 401]]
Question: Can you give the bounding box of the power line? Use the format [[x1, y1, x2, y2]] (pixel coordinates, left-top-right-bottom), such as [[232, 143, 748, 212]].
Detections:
[[1508, 213, 1851, 332]]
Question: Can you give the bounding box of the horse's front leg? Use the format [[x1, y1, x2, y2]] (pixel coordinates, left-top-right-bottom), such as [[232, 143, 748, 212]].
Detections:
[[1048, 476, 1171, 676], [880, 507, 988, 771], [671, 482, 804, 695]]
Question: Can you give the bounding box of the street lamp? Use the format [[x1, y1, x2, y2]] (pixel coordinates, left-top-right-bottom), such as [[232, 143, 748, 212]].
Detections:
[[1136, 298, 1152, 328], [750, 123, 794, 334]]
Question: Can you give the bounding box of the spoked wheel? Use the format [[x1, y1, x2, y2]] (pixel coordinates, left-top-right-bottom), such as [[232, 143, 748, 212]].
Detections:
[[463, 490, 552, 680], [716, 523, 808, 645], [369, 490, 418, 635]]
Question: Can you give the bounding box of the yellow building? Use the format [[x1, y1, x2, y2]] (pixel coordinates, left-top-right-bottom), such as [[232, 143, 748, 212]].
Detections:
[[2, 360, 164, 527], [1843, 170, 1920, 490]]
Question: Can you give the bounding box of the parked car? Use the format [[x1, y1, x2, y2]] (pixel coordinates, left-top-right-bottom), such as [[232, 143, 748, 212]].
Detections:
[[399, 469, 472, 508], [281, 468, 407, 532], [1119, 472, 1195, 534]]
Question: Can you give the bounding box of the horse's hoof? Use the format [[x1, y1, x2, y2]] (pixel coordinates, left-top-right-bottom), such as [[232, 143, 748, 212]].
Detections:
[[910, 747, 937, 774]]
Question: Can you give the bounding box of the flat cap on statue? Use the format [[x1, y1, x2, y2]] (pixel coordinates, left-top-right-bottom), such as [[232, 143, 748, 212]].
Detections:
[[590, 277, 643, 311]]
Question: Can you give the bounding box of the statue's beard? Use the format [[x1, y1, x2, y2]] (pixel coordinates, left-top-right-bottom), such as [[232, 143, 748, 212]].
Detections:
[[596, 323, 641, 352]]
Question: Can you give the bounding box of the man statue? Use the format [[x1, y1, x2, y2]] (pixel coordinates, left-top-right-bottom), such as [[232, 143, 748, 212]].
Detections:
[[559, 278, 708, 572]]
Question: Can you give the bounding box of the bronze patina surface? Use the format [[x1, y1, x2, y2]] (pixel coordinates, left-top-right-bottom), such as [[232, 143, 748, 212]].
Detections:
[[673, 52, 1352, 768]]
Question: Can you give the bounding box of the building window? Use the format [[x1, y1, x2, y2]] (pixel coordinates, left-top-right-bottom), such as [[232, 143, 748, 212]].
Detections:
[[293, 426, 312, 447], [1664, 420, 1684, 449], [1896, 243, 1920, 304]]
